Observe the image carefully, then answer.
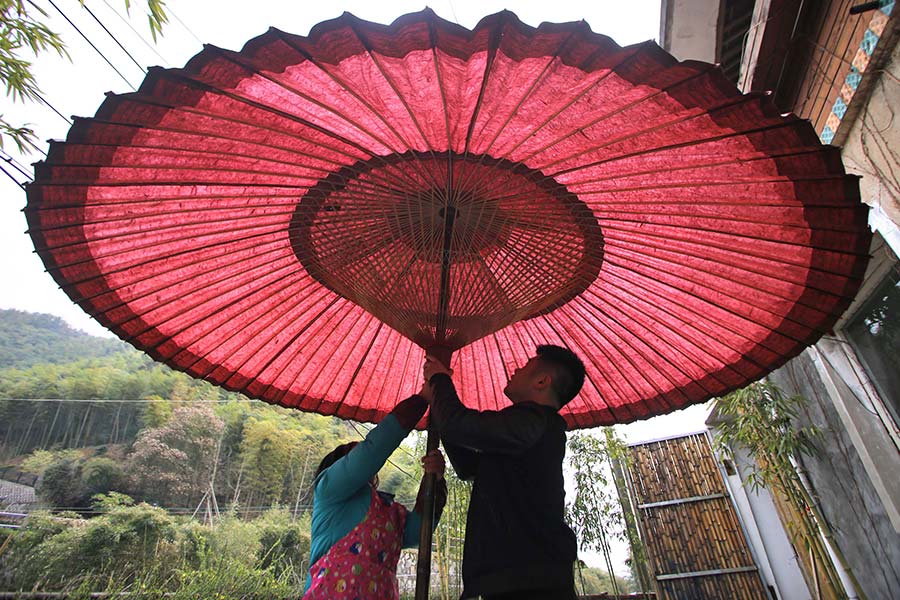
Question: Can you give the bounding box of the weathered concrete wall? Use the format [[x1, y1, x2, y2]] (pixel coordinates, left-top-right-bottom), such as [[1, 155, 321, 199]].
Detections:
[[769, 353, 900, 600]]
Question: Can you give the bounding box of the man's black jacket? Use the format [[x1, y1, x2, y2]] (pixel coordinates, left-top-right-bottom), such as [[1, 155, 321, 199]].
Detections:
[[428, 373, 577, 598]]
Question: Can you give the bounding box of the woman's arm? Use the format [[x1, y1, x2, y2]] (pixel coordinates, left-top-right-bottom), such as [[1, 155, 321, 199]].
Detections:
[[315, 395, 427, 503]]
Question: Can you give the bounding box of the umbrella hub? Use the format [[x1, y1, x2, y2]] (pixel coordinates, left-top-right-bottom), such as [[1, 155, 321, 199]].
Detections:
[[291, 151, 603, 349]]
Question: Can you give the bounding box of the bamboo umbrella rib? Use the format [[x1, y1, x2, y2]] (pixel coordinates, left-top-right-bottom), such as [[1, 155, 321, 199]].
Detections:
[[357, 326, 408, 416], [198, 45, 419, 159], [109, 254, 306, 345], [539, 103, 807, 179], [494, 43, 670, 160], [562, 146, 841, 187], [542, 309, 668, 418], [276, 307, 377, 414], [103, 78, 376, 162], [263, 298, 375, 409], [508, 63, 722, 165], [218, 292, 349, 394], [601, 226, 858, 296], [519, 74, 755, 171], [604, 241, 845, 325], [600, 256, 821, 343], [585, 275, 783, 377], [65, 119, 357, 168], [565, 291, 739, 398], [152, 69, 413, 170], [330, 319, 388, 413], [131, 266, 319, 360], [602, 239, 844, 313], [37, 220, 295, 285], [468, 33, 582, 159]]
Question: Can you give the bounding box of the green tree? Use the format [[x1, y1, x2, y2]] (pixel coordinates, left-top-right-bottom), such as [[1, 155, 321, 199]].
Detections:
[[37, 455, 87, 509], [141, 394, 173, 428], [127, 404, 223, 506], [567, 429, 628, 597], [239, 418, 302, 506], [81, 456, 125, 498], [0, 1, 168, 151], [21, 448, 80, 475]]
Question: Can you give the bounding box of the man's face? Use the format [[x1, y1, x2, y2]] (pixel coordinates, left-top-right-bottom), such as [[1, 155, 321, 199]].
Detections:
[[503, 357, 543, 402]]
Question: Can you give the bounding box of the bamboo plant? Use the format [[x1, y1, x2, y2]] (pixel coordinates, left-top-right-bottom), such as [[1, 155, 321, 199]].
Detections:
[[712, 379, 865, 600]]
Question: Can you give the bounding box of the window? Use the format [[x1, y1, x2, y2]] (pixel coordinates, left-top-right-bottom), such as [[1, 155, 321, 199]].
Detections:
[[844, 261, 900, 425]]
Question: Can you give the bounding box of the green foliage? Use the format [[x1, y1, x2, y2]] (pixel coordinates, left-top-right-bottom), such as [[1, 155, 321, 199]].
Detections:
[[91, 491, 135, 511], [0, 1, 167, 151], [81, 456, 126, 497], [0, 310, 128, 369], [0, 0, 67, 151], [575, 564, 632, 595], [2, 503, 178, 589], [22, 448, 80, 475], [567, 429, 631, 597], [141, 395, 173, 429], [38, 455, 88, 509], [239, 418, 303, 504], [712, 380, 856, 598], [253, 508, 311, 586], [1, 504, 307, 597], [712, 379, 820, 493], [166, 555, 294, 600]]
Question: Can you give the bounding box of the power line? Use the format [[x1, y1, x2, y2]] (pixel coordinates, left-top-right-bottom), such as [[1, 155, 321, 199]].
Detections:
[[349, 421, 419, 481], [37, 0, 137, 91], [36, 91, 73, 127], [167, 6, 203, 45], [0, 149, 33, 181], [81, 2, 147, 73], [99, 0, 171, 67], [0, 161, 28, 189]]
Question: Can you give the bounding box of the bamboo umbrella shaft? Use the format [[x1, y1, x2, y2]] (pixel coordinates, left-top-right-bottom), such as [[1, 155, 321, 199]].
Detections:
[[415, 419, 440, 600], [416, 344, 451, 600]]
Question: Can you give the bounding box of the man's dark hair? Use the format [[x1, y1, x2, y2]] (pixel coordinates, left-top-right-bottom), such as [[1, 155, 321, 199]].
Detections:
[[314, 442, 357, 479], [536, 344, 585, 407]]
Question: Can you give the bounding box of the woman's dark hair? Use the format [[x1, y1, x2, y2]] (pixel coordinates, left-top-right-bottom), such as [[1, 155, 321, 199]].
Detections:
[[314, 442, 358, 479]]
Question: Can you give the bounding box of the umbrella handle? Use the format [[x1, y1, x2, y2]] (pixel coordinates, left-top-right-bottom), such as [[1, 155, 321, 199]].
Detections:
[[415, 418, 440, 600]]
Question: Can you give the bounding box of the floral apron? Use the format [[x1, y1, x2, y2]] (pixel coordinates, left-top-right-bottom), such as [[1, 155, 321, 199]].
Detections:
[[304, 486, 408, 600]]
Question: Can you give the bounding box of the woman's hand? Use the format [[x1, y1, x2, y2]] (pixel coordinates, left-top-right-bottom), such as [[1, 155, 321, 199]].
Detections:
[[421, 448, 446, 480]]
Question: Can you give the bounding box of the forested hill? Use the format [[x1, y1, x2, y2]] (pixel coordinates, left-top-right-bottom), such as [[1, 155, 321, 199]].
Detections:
[[0, 309, 128, 369]]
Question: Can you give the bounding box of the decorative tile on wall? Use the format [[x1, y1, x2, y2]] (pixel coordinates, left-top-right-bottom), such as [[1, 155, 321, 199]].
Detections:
[[820, 1, 895, 144]]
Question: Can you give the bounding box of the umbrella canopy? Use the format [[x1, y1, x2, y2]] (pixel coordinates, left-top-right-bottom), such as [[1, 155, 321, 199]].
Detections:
[[26, 9, 870, 428]]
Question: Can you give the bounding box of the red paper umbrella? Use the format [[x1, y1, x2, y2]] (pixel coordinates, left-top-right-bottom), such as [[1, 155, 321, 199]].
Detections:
[[26, 9, 870, 428]]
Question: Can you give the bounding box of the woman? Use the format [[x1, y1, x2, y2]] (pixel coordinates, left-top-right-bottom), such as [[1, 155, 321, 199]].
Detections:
[[302, 393, 447, 599]]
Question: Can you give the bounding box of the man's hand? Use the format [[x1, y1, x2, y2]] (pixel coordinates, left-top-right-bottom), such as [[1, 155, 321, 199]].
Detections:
[[421, 448, 446, 480], [423, 354, 452, 381]]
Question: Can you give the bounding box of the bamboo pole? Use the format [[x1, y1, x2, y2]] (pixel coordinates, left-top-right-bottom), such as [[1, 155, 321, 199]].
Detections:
[[416, 344, 452, 600], [415, 420, 440, 600]]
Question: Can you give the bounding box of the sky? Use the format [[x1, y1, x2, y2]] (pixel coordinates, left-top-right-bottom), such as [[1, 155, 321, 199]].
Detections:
[[0, 0, 720, 573]]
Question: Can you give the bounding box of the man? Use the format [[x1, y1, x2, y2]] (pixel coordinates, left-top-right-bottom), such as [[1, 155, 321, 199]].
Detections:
[[421, 345, 585, 600]]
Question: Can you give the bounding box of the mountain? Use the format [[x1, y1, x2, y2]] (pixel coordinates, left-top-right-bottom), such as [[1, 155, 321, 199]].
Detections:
[[0, 309, 129, 369]]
